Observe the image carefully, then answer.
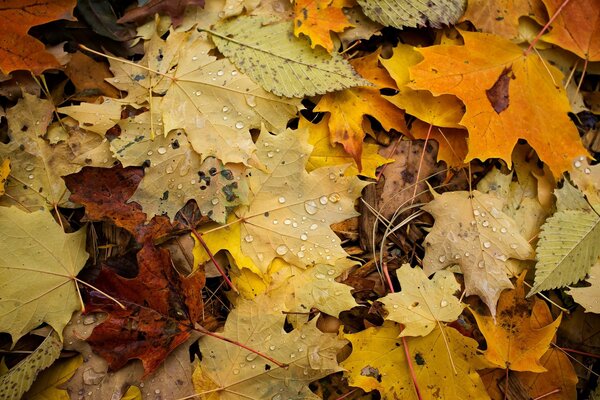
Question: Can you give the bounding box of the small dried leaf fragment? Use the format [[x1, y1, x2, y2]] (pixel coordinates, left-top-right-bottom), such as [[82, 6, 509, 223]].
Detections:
[[293, 0, 353, 51], [568, 262, 600, 313], [470, 273, 562, 372], [422, 190, 535, 316], [380, 264, 463, 337], [341, 322, 490, 399], [0, 207, 88, 343], [0, 0, 76, 74]]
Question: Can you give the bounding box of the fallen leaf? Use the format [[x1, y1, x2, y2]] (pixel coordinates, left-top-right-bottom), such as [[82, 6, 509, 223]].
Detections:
[[0, 207, 88, 343], [210, 15, 369, 97], [380, 264, 463, 337], [568, 262, 600, 313], [314, 87, 407, 168], [356, 0, 465, 29], [0, 0, 76, 74], [470, 273, 562, 372], [422, 190, 535, 315], [118, 0, 205, 28], [541, 0, 600, 61], [193, 297, 347, 399], [23, 355, 83, 400], [0, 158, 9, 196], [0, 330, 63, 400], [409, 31, 587, 178], [302, 115, 393, 178], [350, 49, 397, 89], [410, 120, 468, 168], [461, 0, 546, 40], [64, 51, 120, 101], [341, 322, 490, 399], [293, 0, 353, 52]]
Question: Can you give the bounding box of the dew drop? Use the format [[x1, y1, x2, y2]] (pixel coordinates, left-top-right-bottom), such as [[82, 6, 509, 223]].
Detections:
[[319, 196, 328, 205], [25, 164, 35, 172], [211, 198, 219, 205], [192, 56, 198, 61], [231, 70, 238, 76], [147, 150, 153, 156], [297, 251, 305, 258], [157, 147, 167, 155], [574, 160, 582, 168], [155, 389, 161, 394], [272, 219, 279, 225], [500, 227, 507, 233], [440, 300, 448, 308], [510, 243, 518, 249], [195, 91, 202, 96], [217, 70, 224, 76], [329, 173, 336, 180], [244, 235, 254, 243], [290, 353, 296, 359], [392, 304, 399, 309], [276, 245, 288, 255], [235, 121, 245, 129], [278, 196, 286, 204], [465, 252, 470, 257], [478, 260, 485, 268], [28, 174, 34, 179], [584, 168, 591, 174], [483, 241, 491, 248], [269, 345, 276, 351], [327, 269, 335, 275], [328, 193, 340, 203], [473, 209, 480, 216], [177, 183, 183, 190], [454, 254, 461, 259], [246, 353, 258, 361], [309, 223, 318, 230], [482, 220, 490, 227], [267, 151, 274, 158], [314, 273, 326, 279], [232, 369, 240, 375], [300, 233, 308, 241], [304, 200, 318, 215], [246, 95, 257, 107], [284, 219, 291, 225], [292, 222, 298, 228], [438, 255, 446, 263], [222, 106, 229, 112]]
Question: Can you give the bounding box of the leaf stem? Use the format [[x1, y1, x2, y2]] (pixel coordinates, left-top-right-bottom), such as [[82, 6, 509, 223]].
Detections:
[[75, 278, 126, 309], [525, 0, 572, 56]]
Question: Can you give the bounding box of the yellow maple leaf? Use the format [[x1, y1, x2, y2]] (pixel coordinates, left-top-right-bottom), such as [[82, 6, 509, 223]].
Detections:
[[314, 87, 407, 170], [293, 0, 354, 52], [409, 31, 587, 178], [0, 159, 9, 197], [301, 116, 393, 178], [470, 273, 562, 372]]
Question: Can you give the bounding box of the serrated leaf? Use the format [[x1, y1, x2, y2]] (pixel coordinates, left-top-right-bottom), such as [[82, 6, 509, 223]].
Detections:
[[380, 264, 463, 337], [23, 354, 83, 400], [0, 207, 88, 343], [0, 330, 62, 400], [209, 15, 369, 97], [422, 190, 535, 316], [357, 0, 465, 29], [530, 179, 600, 295]]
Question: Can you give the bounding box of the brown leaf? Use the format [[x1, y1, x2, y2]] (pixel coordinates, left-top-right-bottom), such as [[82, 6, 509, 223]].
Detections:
[[118, 0, 205, 27]]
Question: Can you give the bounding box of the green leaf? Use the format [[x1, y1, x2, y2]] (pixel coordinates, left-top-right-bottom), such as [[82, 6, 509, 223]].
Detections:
[[0, 207, 88, 343], [0, 330, 62, 400], [530, 180, 600, 295], [356, 0, 465, 29], [208, 16, 369, 98]]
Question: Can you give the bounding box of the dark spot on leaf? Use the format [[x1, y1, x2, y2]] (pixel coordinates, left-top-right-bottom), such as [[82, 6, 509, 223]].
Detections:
[[415, 352, 425, 365], [486, 67, 514, 114]]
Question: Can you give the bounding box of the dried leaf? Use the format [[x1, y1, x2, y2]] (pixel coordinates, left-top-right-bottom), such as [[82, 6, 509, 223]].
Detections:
[[356, 0, 465, 29]]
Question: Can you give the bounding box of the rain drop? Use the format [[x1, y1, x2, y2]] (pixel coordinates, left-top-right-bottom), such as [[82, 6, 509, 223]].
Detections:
[[269, 345, 276, 351], [392, 304, 399, 309], [147, 150, 153, 156], [310, 223, 318, 230], [483, 241, 491, 248], [246, 353, 258, 361], [217, 70, 224, 76], [510, 243, 518, 249], [246, 95, 257, 107], [585, 168, 591, 174], [438, 255, 446, 263], [478, 260, 485, 268], [157, 147, 167, 154], [272, 219, 279, 225], [28, 174, 34, 179], [211, 198, 219, 205], [574, 160, 582, 168], [304, 200, 318, 215], [440, 300, 448, 308], [300, 233, 308, 241], [284, 219, 291, 225], [25, 164, 34, 172], [319, 196, 328, 205], [232, 369, 240, 375], [222, 106, 229, 112], [328, 193, 340, 203], [500, 227, 507, 233], [473, 209, 480, 216], [244, 235, 254, 243], [314, 273, 326, 279], [267, 151, 274, 158], [192, 56, 198, 61], [297, 251, 305, 258], [235, 121, 245, 129], [278, 196, 286, 204], [276, 245, 288, 255], [177, 183, 183, 190]]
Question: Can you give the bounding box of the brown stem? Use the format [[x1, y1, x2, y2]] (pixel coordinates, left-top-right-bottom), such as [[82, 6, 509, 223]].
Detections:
[[525, 0, 572, 55]]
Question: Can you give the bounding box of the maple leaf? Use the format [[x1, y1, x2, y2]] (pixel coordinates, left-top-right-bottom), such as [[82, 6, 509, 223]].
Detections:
[[0, 0, 76, 74], [108, 112, 249, 222], [409, 30, 587, 178], [102, 29, 298, 165], [541, 0, 600, 62], [350, 49, 397, 89], [461, 0, 547, 39], [422, 190, 535, 316], [341, 322, 490, 399], [0, 207, 88, 343], [301, 116, 393, 179], [568, 263, 600, 313], [380, 264, 463, 337], [0, 330, 62, 400], [314, 87, 407, 169], [0, 159, 9, 196], [293, 0, 353, 52], [193, 296, 347, 400], [470, 273, 562, 372], [209, 15, 369, 97], [356, 0, 465, 29], [410, 120, 469, 168], [118, 0, 205, 28], [64, 51, 120, 102], [232, 127, 368, 272], [85, 241, 205, 374]]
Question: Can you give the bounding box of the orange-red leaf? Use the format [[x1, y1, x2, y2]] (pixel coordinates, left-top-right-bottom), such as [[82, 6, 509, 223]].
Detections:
[[0, 0, 76, 74], [410, 120, 468, 168], [461, 0, 546, 39], [293, 0, 354, 52]]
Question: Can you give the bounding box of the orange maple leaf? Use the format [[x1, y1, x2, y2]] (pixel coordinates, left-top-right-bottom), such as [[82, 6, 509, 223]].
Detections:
[[410, 120, 468, 169], [470, 272, 562, 372], [293, 0, 354, 52], [541, 0, 600, 61], [0, 0, 76, 75], [409, 30, 587, 178]]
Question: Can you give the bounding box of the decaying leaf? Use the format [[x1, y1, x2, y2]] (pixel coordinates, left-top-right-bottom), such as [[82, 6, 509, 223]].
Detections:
[[422, 190, 535, 316], [194, 297, 347, 399], [568, 262, 600, 313], [0, 330, 63, 400], [0, 207, 88, 343], [341, 322, 490, 399], [210, 16, 369, 97], [356, 0, 465, 29], [118, 0, 205, 27], [470, 273, 562, 372], [380, 264, 463, 337], [23, 355, 82, 400]]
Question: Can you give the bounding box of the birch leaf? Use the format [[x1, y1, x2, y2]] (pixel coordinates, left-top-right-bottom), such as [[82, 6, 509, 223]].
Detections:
[[209, 16, 369, 97]]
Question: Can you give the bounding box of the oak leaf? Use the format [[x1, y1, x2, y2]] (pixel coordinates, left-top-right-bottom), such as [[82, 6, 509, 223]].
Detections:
[[193, 297, 346, 400], [541, 0, 600, 61], [470, 273, 562, 372], [341, 322, 490, 399], [380, 264, 463, 337], [0, 207, 88, 343], [409, 31, 587, 178], [314, 87, 407, 169], [293, 0, 353, 52], [422, 190, 535, 316], [301, 115, 393, 178], [0, 0, 76, 74], [568, 263, 600, 313]]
